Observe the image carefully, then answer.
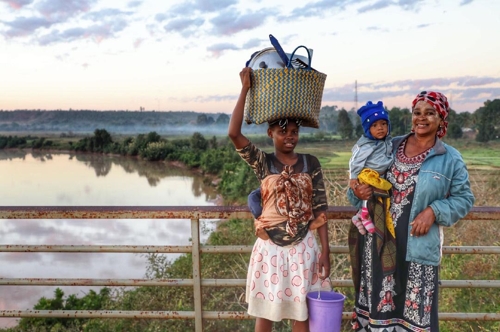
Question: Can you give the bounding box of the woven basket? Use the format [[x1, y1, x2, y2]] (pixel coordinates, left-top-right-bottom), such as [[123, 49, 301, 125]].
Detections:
[[244, 46, 326, 128]]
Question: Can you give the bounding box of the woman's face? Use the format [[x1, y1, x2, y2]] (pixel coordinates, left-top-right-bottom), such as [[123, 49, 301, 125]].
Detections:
[[267, 121, 299, 153], [412, 100, 443, 137]]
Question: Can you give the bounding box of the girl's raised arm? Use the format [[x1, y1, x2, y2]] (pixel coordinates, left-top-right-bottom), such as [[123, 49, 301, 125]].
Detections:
[[228, 67, 252, 149]]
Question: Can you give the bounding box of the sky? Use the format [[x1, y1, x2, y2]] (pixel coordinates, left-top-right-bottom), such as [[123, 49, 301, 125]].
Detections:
[[0, 0, 499, 114]]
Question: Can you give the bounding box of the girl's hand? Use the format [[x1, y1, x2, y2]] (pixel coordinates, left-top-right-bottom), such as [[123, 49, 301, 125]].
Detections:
[[239, 67, 252, 90], [318, 251, 330, 280]]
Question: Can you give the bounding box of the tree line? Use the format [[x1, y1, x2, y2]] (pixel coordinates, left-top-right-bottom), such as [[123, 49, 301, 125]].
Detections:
[[322, 98, 500, 142], [0, 110, 231, 134], [1, 98, 499, 141]]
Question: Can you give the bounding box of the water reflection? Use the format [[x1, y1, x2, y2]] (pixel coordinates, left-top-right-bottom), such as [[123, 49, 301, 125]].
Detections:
[[0, 150, 218, 203], [0, 149, 27, 161], [0, 150, 219, 327]]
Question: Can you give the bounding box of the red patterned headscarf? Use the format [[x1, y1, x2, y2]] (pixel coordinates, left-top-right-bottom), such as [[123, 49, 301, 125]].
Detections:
[[412, 91, 449, 138]]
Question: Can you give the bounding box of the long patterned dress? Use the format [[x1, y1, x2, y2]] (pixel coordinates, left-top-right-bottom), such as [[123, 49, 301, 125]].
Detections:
[[352, 139, 439, 332]]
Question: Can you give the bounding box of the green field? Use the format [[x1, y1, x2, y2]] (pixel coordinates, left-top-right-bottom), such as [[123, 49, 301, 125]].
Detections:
[[293, 138, 500, 170]]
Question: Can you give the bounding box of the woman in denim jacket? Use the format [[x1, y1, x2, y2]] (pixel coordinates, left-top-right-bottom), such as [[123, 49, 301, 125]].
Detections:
[[348, 91, 475, 331]]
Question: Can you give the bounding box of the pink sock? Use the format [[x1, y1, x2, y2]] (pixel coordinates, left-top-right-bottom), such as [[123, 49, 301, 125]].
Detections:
[[352, 215, 366, 235], [362, 218, 375, 233], [361, 207, 370, 219]]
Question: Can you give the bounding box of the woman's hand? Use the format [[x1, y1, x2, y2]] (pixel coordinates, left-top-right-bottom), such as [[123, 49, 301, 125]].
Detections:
[[410, 206, 435, 237], [239, 67, 252, 90], [352, 182, 373, 200]]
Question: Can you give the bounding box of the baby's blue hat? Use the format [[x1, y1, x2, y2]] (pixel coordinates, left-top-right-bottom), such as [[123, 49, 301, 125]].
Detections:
[[357, 101, 390, 139]]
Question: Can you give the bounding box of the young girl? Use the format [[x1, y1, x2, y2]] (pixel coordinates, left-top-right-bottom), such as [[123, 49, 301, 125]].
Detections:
[[228, 67, 331, 332]]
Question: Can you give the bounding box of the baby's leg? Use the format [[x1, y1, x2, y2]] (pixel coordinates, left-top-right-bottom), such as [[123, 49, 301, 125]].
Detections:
[[360, 200, 375, 233], [352, 210, 367, 235]]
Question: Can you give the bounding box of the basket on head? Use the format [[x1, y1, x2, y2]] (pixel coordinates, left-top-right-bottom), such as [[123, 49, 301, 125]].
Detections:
[[244, 45, 327, 128]]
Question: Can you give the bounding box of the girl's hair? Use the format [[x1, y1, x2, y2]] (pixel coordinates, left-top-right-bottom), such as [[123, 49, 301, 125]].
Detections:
[[267, 118, 302, 129]]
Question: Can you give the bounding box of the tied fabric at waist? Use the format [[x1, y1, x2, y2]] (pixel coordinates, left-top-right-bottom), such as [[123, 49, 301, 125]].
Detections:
[[275, 164, 305, 237], [253, 165, 327, 244]]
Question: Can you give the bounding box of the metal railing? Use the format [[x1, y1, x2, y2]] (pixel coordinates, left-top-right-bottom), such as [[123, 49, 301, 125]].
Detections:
[[1, 206, 500, 332]]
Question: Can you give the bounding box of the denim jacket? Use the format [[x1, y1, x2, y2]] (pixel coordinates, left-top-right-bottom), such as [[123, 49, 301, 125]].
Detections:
[[348, 134, 475, 266]]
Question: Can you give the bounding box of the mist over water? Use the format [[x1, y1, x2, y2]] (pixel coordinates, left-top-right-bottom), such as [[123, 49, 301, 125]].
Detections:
[[0, 150, 219, 328]]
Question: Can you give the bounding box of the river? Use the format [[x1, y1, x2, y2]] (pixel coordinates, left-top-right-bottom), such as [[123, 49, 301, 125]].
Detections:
[[0, 150, 220, 328]]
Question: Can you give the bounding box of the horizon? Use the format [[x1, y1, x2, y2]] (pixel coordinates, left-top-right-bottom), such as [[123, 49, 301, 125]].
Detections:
[[1, 0, 499, 114]]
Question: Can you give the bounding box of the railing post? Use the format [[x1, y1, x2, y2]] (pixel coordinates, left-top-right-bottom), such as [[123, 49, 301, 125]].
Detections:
[[191, 217, 203, 332]]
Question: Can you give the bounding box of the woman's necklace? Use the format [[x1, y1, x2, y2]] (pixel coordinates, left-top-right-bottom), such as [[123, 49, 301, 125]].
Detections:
[[399, 139, 431, 164], [405, 135, 435, 158]]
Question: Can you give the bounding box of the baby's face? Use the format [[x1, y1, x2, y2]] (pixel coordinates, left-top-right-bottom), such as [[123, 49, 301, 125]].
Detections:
[[370, 119, 389, 139]]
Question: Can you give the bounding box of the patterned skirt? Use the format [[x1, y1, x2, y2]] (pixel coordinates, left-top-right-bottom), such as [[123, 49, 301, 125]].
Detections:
[[246, 230, 330, 322], [352, 233, 439, 332]]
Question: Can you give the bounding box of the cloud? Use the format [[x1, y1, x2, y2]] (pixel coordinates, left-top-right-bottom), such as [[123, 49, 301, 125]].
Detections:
[[1, 252, 44, 263], [358, 0, 424, 13], [157, 0, 237, 20], [210, 8, 276, 36], [321, 75, 500, 111], [2, 15, 53, 37], [207, 42, 239, 58], [279, 0, 422, 21], [36, 0, 97, 20], [460, 0, 474, 5], [1, 0, 131, 44], [242, 38, 263, 49], [37, 19, 128, 45], [394, 0, 425, 11], [155, 4, 275, 39], [83, 8, 134, 21], [163, 17, 204, 37], [366, 26, 388, 32], [205, 38, 264, 58], [160, 2, 192, 19], [281, 0, 353, 21], [154, 12, 167, 22], [127, 0, 141, 8], [357, 0, 393, 13], [0, 0, 34, 9], [0, 220, 58, 238], [171, 94, 237, 103], [458, 77, 500, 86], [457, 87, 500, 100], [194, 0, 237, 13]]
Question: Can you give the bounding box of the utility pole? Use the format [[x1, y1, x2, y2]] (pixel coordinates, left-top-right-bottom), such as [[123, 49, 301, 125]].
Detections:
[[354, 80, 358, 111]]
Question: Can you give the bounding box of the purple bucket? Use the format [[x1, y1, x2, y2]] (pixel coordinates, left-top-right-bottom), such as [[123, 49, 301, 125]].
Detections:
[[307, 291, 346, 332]]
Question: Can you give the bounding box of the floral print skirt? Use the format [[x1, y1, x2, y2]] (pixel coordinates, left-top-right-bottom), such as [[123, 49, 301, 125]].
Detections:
[[246, 230, 330, 322], [352, 233, 439, 331]]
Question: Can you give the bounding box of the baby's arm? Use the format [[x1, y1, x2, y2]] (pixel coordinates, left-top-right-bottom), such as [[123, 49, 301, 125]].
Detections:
[[348, 143, 374, 180]]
